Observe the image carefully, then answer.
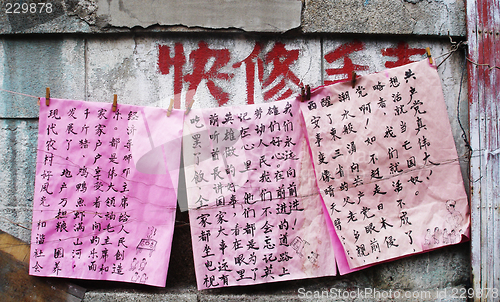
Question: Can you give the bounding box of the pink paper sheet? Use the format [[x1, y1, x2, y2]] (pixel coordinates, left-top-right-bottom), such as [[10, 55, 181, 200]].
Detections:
[[183, 99, 337, 289], [29, 98, 183, 287], [300, 59, 470, 270]]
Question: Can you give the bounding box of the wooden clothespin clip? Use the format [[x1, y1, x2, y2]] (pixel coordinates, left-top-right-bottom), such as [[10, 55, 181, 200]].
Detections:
[[185, 98, 195, 115], [300, 85, 311, 102], [45, 87, 50, 106], [112, 94, 118, 112], [426, 47, 433, 65], [166, 99, 174, 117], [351, 71, 357, 89]]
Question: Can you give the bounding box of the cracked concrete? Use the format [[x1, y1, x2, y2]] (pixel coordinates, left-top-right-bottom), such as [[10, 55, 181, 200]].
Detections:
[[66, 0, 98, 25], [1, 35, 470, 300], [95, 0, 302, 32], [0, 0, 465, 35], [0, 0, 471, 300], [301, 0, 465, 36]]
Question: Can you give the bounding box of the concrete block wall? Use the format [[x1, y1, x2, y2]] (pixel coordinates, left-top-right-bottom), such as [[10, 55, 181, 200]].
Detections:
[[0, 0, 470, 300], [0, 0, 466, 36]]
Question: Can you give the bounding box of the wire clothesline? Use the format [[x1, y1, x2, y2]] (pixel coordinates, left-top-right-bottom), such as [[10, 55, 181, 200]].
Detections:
[[434, 36, 500, 70], [0, 55, 496, 103], [0, 88, 39, 99]]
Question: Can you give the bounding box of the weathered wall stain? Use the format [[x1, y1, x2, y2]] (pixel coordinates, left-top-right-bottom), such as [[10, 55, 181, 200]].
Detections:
[[0, 0, 465, 35], [157, 40, 428, 106], [96, 0, 302, 32], [0, 0, 472, 294]]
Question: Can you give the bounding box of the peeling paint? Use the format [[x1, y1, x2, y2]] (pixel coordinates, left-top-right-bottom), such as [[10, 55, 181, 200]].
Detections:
[[302, 0, 465, 36], [95, 0, 302, 32], [0, 35, 471, 299], [65, 0, 98, 25]]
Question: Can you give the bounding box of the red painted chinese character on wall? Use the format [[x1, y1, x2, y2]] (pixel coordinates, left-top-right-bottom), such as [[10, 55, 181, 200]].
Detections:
[[233, 42, 301, 104], [184, 42, 234, 107], [158, 43, 186, 109], [381, 42, 426, 68], [263, 42, 301, 102], [324, 40, 369, 85], [159, 41, 233, 107], [232, 42, 263, 105]]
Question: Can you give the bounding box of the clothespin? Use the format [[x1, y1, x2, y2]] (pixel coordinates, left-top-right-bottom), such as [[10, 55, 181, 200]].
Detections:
[[185, 98, 195, 115], [166, 98, 174, 117], [351, 71, 357, 89], [112, 94, 118, 112], [45, 87, 50, 106], [300, 85, 311, 102], [426, 47, 433, 65]]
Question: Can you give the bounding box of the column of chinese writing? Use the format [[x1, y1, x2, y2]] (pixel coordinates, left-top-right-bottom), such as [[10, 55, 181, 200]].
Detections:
[[300, 59, 469, 269], [30, 99, 181, 287], [184, 98, 337, 289]]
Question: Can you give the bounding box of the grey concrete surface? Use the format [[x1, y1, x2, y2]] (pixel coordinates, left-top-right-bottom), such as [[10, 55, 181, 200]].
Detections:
[[96, 0, 302, 32], [0, 0, 465, 36], [302, 0, 466, 37], [0, 0, 472, 295], [0, 37, 86, 118]]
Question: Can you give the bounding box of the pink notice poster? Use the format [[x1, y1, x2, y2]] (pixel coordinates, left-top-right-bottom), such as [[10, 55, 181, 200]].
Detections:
[[300, 59, 470, 270], [183, 99, 337, 289], [29, 98, 184, 287]]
